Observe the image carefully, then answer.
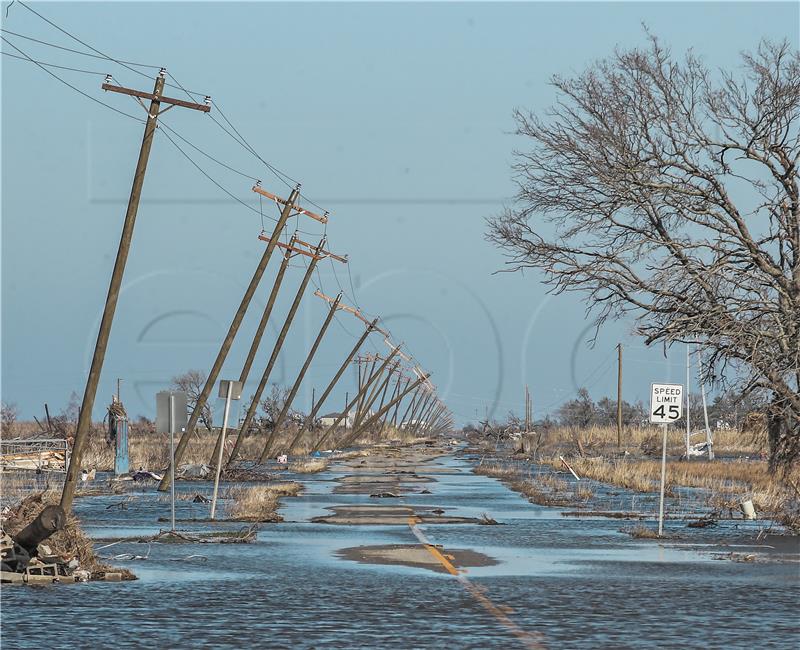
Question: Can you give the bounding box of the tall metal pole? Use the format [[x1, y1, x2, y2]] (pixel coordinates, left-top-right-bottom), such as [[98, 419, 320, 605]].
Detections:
[[686, 343, 691, 460], [209, 236, 296, 466], [261, 294, 342, 459], [231, 243, 324, 464], [210, 381, 234, 520], [658, 422, 668, 536], [169, 393, 175, 532], [158, 185, 300, 492], [287, 319, 377, 454], [617, 343, 623, 449], [62, 75, 166, 512]]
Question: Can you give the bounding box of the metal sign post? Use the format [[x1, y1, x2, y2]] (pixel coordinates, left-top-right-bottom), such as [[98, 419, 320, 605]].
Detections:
[[169, 394, 175, 531], [156, 391, 188, 532], [210, 380, 242, 520], [650, 383, 683, 536]]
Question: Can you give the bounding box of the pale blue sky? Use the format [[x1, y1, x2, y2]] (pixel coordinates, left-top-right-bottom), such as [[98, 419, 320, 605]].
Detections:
[[2, 2, 798, 425]]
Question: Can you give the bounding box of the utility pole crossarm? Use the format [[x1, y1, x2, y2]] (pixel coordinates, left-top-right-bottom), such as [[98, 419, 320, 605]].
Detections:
[[252, 184, 328, 223], [313, 290, 390, 336], [101, 82, 210, 113]]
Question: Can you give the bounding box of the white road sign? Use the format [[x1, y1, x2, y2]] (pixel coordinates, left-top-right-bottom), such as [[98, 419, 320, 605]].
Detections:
[[650, 383, 683, 423]]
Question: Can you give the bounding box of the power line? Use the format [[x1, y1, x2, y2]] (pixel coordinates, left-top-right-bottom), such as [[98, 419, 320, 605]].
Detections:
[[17, 1, 158, 82], [158, 122, 260, 182], [0, 27, 160, 69], [1, 36, 145, 123], [158, 126, 278, 223], [2, 49, 108, 75]]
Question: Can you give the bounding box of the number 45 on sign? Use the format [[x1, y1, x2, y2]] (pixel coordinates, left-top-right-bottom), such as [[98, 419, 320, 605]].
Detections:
[[650, 383, 684, 423]]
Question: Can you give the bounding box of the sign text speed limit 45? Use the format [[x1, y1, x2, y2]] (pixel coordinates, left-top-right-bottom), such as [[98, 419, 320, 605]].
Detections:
[[650, 383, 684, 424]]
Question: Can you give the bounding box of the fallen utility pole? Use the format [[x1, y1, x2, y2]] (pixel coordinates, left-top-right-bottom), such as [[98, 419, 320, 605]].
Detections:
[[312, 347, 401, 452], [208, 232, 298, 467], [286, 317, 379, 455], [233, 240, 326, 465], [378, 376, 403, 438], [354, 357, 392, 429], [340, 373, 432, 448], [62, 72, 209, 510], [158, 184, 300, 492], [351, 360, 400, 439], [261, 293, 342, 460], [353, 356, 378, 428], [391, 378, 411, 428], [412, 395, 438, 436], [398, 386, 422, 429]]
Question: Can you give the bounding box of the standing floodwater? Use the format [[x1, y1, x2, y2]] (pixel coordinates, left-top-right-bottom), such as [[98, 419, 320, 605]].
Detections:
[[2, 447, 798, 649]]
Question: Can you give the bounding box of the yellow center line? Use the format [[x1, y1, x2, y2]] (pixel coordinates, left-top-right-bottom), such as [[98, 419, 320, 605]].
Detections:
[[407, 517, 547, 650]]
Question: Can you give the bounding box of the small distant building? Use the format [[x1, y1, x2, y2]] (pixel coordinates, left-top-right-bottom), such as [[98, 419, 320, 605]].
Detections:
[[319, 411, 355, 428]]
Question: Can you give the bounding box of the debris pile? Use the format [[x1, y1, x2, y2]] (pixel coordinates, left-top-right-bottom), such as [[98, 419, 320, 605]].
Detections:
[[1, 491, 135, 584]]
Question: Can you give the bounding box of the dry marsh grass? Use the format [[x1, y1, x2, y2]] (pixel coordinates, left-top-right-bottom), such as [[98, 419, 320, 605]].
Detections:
[[545, 455, 799, 532], [530, 425, 763, 457], [288, 459, 329, 474], [224, 481, 302, 522]]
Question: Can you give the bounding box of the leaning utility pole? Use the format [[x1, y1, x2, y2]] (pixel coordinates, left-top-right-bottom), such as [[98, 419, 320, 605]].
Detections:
[[62, 72, 210, 511], [617, 343, 623, 449], [286, 317, 378, 455], [158, 183, 306, 492], [261, 293, 342, 459], [340, 373, 432, 447], [391, 378, 411, 428], [232, 240, 325, 464], [208, 232, 298, 467], [312, 347, 401, 452]]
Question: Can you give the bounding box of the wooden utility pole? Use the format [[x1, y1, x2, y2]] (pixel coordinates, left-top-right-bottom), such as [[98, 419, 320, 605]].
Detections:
[[261, 293, 342, 459], [340, 373, 431, 447], [158, 184, 300, 492], [286, 318, 378, 454], [354, 360, 400, 436], [208, 232, 298, 466], [398, 387, 421, 429], [229, 240, 325, 464], [312, 347, 401, 452], [354, 357, 378, 428], [391, 378, 411, 428], [617, 343, 623, 449], [63, 72, 209, 510], [378, 376, 403, 438]]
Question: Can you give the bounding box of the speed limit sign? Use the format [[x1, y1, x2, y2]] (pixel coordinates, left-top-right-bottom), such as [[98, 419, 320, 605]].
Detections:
[[650, 383, 683, 423]]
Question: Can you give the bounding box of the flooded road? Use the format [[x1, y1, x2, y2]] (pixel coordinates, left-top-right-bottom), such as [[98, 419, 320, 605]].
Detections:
[[3, 445, 798, 648]]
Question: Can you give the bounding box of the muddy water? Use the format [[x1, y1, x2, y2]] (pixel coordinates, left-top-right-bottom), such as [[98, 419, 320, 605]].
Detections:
[[2, 449, 798, 649]]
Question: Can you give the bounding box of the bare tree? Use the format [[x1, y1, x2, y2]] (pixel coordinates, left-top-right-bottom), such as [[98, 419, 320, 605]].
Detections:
[[487, 37, 800, 470], [1, 401, 18, 434], [172, 370, 214, 432]]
